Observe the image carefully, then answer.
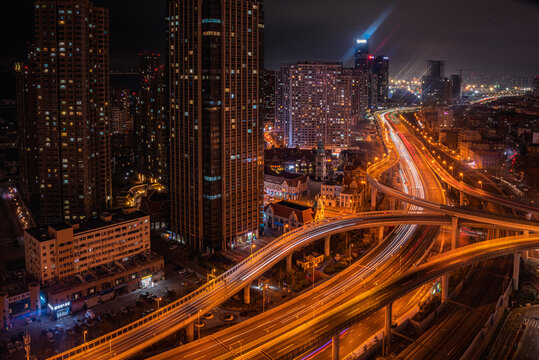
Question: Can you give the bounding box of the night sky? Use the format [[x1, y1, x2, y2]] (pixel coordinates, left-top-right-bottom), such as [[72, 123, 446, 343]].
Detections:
[[1, 0, 538, 80]]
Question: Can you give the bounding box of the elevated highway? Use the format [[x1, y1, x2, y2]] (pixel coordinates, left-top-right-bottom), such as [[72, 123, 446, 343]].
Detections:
[[152, 233, 539, 360], [49, 109, 539, 360]]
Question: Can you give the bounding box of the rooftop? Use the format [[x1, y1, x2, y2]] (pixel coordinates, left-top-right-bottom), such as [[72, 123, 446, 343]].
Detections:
[[25, 210, 149, 242]]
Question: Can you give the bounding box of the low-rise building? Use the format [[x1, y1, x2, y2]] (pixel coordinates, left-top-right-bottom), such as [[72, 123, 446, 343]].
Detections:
[[24, 209, 164, 319], [264, 200, 320, 233], [470, 149, 503, 169], [296, 252, 325, 270], [264, 171, 309, 200]]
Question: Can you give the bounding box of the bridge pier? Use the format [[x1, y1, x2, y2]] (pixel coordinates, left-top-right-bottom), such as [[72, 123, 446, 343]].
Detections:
[[451, 217, 459, 250], [186, 322, 194, 342], [459, 191, 464, 206], [331, 333, 339, 360], [513, 252, 520, 292], [441, 275, 449, 302], [244, 281, 252, 304], [389, 198, 396, 211], [378, 226, 385, 244], [324, 236, 331, 257], [384, 302, 393, 356], [286, 253, 293, 272], [371, 188, 377, 211]]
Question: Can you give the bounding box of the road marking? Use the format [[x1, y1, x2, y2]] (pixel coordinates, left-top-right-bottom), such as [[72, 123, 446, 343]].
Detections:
[[277, 344, 294, 353], [315, 325, 328, 334]]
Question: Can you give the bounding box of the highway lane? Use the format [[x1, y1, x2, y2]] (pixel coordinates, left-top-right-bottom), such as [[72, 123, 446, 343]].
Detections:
[[297, 107, 448, 360], [50, 107, 538, 360], [396, 257, 512, 360], [48, 213, 450, 360], [149, 108, 439, 360], [227, 233, 539, 360]]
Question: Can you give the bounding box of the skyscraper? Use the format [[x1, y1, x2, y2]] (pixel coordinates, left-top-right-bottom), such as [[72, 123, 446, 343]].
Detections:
[[421, 60, 451, 106], [167, 0, 264, 251], [275, 62, 354, 149], [135, 52, 168, 184], [373, 56, 389, 105], [16, 0, 111, 224], [262, 70, 275, 126], [353, 39, 383, 108], [354, 38, 369, 69]]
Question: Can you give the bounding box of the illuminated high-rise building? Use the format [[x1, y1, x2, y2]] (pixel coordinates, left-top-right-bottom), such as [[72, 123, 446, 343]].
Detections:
[[422, 60, 450, 106], [276, 62, 354, 149], [167, 0, 264, 251], [135, 52, 168, 184], [16, 0, 111, 224], [354, 38, 369, 69], [373, 55, 389, 105], [262, 69, 275, 126]]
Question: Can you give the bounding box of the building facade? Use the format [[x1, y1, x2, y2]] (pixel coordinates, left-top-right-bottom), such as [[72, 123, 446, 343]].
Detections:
[[276, 62, 354, 149], [262, 69, 275, 126], [16, 0, 112, 224], [264, 171, 309, 201], [167, 0, 264, 251], [24, 209, 151, 284], [135, 52, 168, 184]]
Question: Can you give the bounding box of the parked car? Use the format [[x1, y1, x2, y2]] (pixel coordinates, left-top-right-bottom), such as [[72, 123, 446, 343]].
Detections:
[[66, 328, 75, 336], [109, 310, 117, 318], [85, 309, 96, 320], [55, 324, 64, 332], [120, 306, 128, 314], [6, 342, 15, 354], [24, 317, 32, 325], [85, 320, 95, 327]]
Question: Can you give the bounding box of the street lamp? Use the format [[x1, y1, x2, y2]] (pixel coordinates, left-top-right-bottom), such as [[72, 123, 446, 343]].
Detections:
[[250, 244, 255, 259], [157, 297, 162, 310], [459, 172, 464, 182], [262, 284, 269, 313], [83, 330, 88, 344], [478, 180, 483, 190]]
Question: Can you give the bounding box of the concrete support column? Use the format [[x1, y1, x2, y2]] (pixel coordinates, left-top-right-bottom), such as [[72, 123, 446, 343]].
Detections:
[[186, 322, 194, 342], [389, 198, 396, 211], [451, 217, 458, 250], [371, 188, 377, 211], [459, 191, 464, 206], [286, 253, 293, 273], [324, 236, 331, 257], [513, 252, 520, 292], [244, 281, 252, 304], [441, 275, 449, 302], [378, 226, 384, 244], [331, 333, 339, 360]]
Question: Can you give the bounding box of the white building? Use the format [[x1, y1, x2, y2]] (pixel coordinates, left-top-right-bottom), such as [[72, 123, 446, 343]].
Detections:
[[24, 209, 151, 285], [264, 171, 309, 200]]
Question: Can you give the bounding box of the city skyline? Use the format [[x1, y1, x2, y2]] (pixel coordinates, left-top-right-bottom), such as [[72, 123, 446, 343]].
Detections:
[[0, 0, 538, 359], [2, 0, 538, 79]]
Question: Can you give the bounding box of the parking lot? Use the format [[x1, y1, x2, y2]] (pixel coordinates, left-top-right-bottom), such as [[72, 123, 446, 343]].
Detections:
[[0, 264, 205, 359]]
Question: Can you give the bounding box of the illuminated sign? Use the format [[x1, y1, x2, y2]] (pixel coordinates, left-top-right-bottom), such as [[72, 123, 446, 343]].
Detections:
[[356, 39, 367, 44], [141, 274, 152, 280], [48, 301, 70, 311]]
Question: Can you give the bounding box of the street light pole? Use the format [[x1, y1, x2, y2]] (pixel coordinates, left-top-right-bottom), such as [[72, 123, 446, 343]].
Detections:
[[83, 330, 87, 344]]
